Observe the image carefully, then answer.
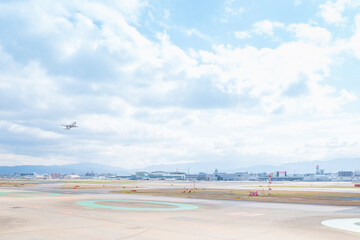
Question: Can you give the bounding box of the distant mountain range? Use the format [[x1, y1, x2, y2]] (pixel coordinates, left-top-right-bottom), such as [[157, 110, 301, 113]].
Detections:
[[0, 158, 359, 175]]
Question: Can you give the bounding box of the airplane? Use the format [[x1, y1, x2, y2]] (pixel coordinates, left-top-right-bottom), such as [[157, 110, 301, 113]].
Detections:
[[61, 121, 78, 130]]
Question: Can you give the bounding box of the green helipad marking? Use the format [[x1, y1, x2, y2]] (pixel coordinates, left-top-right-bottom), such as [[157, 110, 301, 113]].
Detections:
[[322, 218, 360, 233], [0, 192, 61, 197], [77, 200, 199, 211]]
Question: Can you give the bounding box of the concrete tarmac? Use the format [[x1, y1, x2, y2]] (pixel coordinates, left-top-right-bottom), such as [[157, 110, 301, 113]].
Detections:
[[1, 184, 360, 240]]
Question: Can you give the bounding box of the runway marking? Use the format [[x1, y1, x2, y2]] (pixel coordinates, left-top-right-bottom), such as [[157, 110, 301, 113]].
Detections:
[[322, 218, 360, 233], [76, 200, 199, 211], [27, 206, 41, 209]]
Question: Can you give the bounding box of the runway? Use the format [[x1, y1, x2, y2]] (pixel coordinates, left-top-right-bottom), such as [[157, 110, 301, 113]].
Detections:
[[1, 183, 360, 239]]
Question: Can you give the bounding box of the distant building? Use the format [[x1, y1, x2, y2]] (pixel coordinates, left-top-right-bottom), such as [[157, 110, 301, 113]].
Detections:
[[206, 171, 235, 181], [185, 172, 206, 181], [35, 174, 49, 180], [19, 173, 35, 179], [338, 171, 353, 177], [303, 173, 329, 181], [316, 165, 325, 175], [234, 172, 249, 181], [135, 171, 149, 180], [276, 171, 287, 177], [148, 171, 186, 180], [85, 171, 95, 177], [63, 174, 80, 179], [259, 172, 303, 181], [206, 170, 249, 181], [197, 172, 207, 180], [115, 174, 132, 180], [258, 171, 304, 181], [50, 173, 61, 179]]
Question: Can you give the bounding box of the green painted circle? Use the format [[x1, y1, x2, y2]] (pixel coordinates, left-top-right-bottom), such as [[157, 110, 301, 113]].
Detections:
[[0, 192, 61, 197], [322, 219, 360, 233], [77, 200, 199, 211]]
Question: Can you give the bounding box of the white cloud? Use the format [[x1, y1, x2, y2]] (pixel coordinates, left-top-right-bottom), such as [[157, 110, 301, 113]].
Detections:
[[234, 31, 251, 39], [0, 121, 63, 139], [287, 23, 332, 45], [0, 0, 358, 168], [197, 39, 355, 114], [185, 28, 211, 41], [253, 20, 284, 37], [0, 49, 71, 112], [348, 14, 360, 59], [224, 0, 244, 16], [319, 0, 346, 24], [319, 0, 360, 25]]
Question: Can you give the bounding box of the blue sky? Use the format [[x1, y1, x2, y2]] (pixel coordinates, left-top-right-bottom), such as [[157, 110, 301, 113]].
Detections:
[[0, 0, 360, 169]]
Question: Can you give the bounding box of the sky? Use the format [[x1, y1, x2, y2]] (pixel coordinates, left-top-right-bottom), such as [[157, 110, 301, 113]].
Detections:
[[0, 0, 360, 169]]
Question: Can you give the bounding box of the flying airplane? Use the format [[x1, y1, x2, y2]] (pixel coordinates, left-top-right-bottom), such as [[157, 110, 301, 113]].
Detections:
[[61, 121, 78, 130]]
